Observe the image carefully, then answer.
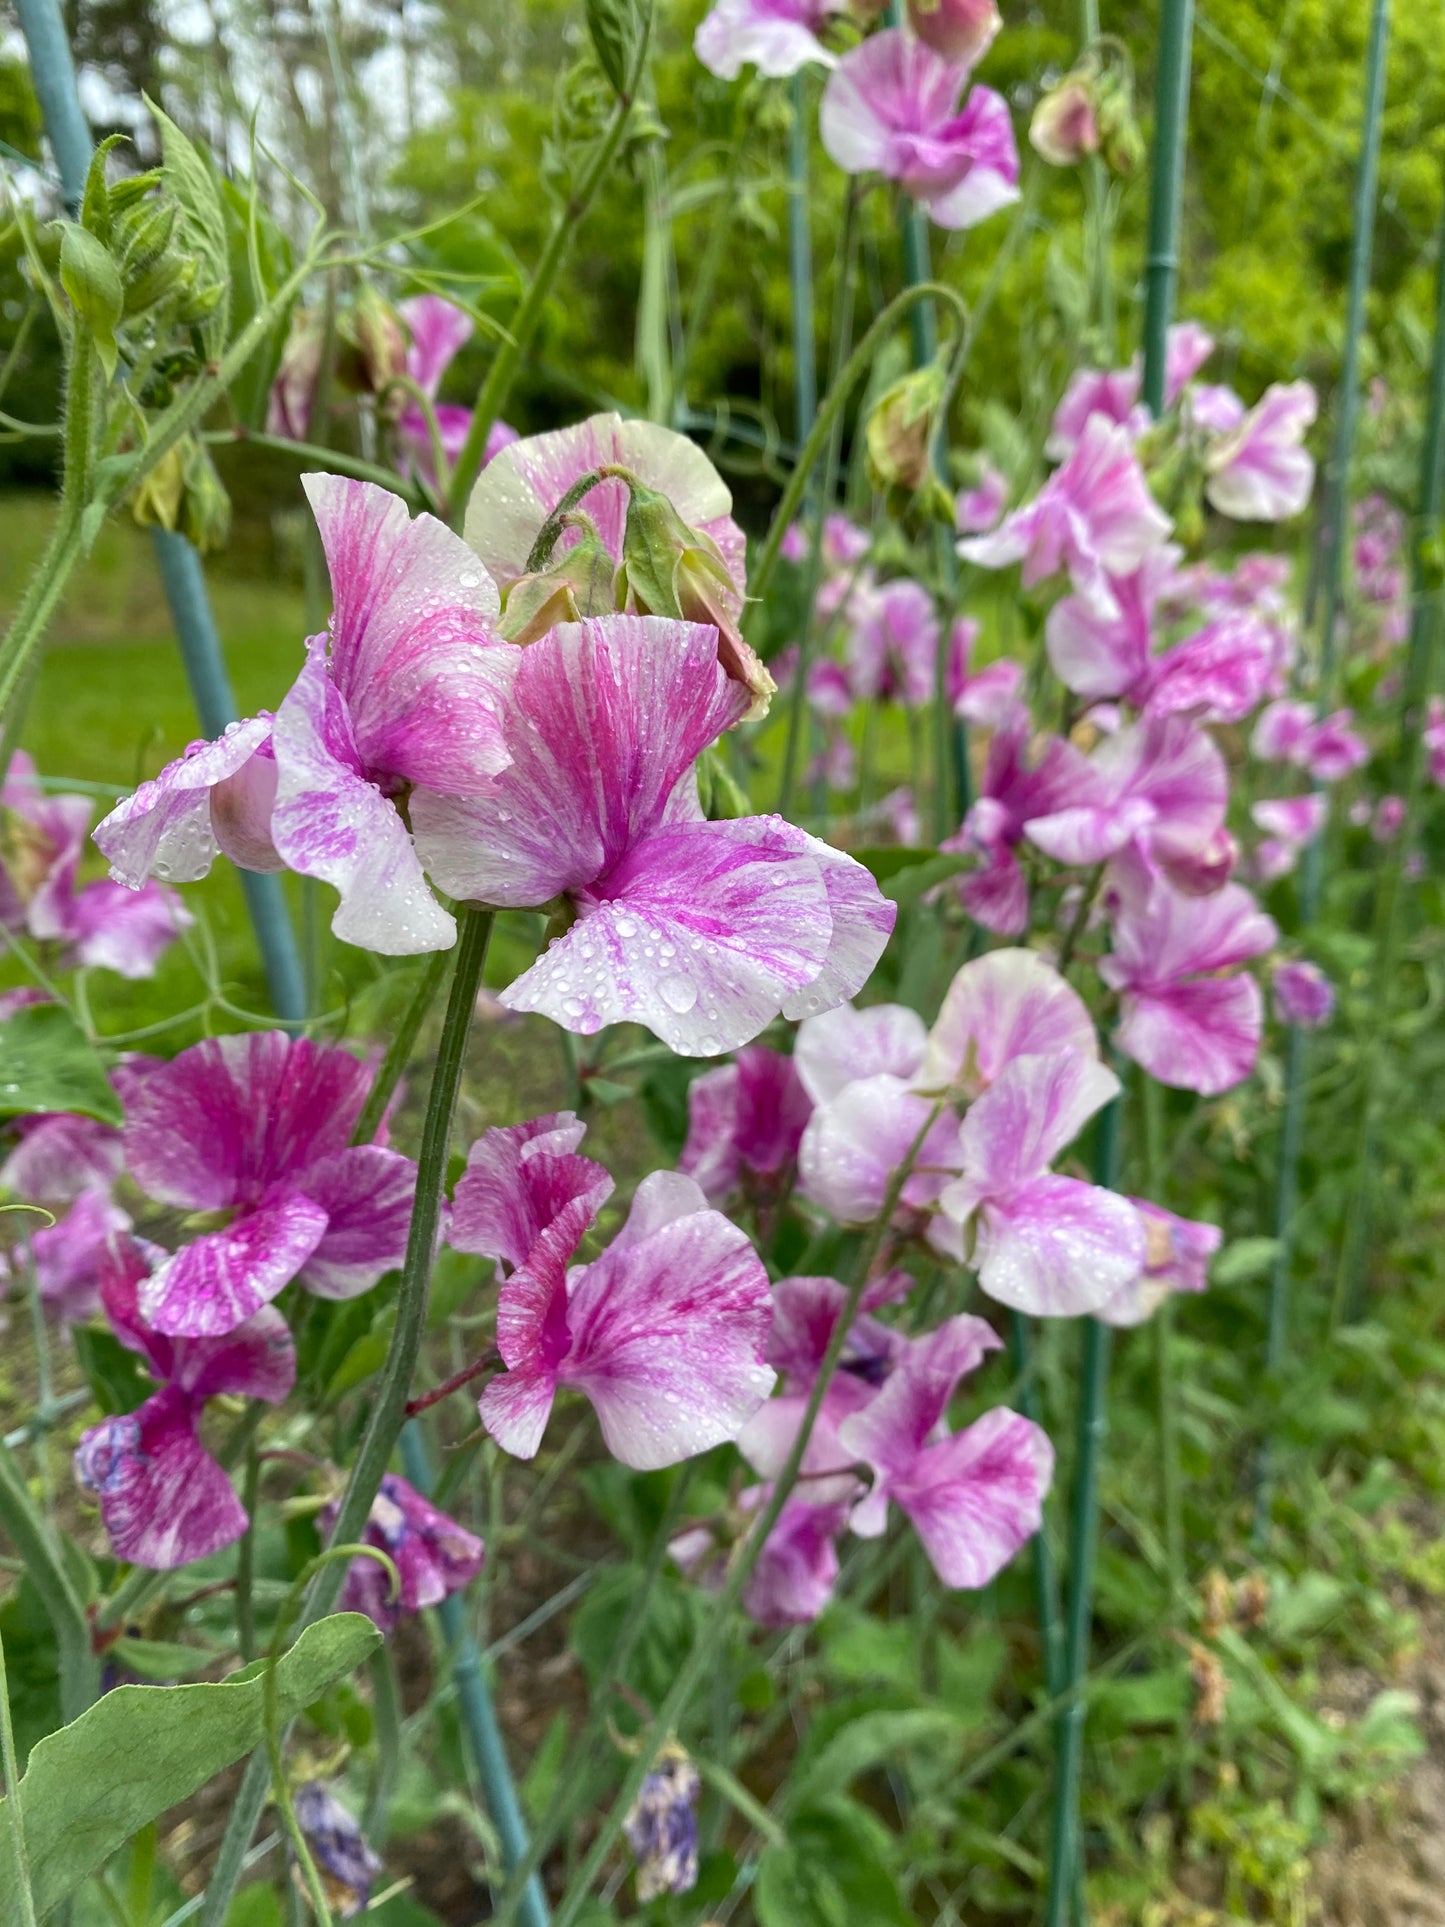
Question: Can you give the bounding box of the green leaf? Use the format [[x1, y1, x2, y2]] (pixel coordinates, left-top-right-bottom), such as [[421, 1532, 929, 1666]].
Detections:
[[1210, 1236, 1280, 1288], [69, 1327, 151, 1418], [0, 1006, 123, 1125], [791, 1707, 966, 1807], [145, 97, 229, 351], [0, 1612, 381, 1920], [585, 0, 641, 95], [755, 1799, 911, 1927], [108, 1638, 226, 1682], [57, 224, 122, 379], [852, 845, 969, 905]]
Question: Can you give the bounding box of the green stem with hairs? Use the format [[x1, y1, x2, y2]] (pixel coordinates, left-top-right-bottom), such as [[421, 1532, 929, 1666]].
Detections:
[[198, 912, 493, 1927], [535, 1104, 946, 1927], [351, 948, 454, 1148], [446, 4, 655, 522]]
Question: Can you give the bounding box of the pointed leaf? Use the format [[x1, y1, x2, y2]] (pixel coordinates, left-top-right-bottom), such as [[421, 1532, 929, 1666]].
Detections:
[[0, 1006, 124, 1125]]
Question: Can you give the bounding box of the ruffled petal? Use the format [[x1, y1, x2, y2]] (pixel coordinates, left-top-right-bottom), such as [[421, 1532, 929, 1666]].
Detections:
[[966, 1172, 1145, 1316], [294, 1145, 419, 1299], [74, 1387, 247, 1569], [93, 716, 274, 887], [794, 1002, 928, 1106], [893, 1407, 1053, 1588], [919, 948, 1097, 1094], [138, 1188, 330, 1337]]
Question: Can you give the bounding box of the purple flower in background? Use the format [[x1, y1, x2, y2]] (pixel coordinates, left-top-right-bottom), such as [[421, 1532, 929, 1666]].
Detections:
[[679, 1046, 812, 1205], [846, 577, 939, 707], [624, 1746, 702, 1901], [123, 1032, 417, 1336], [1099, 851, 1277, 1094], [961, 416, 1172, 616], [1204, 381, 1318, 521], [1, 754, 188, 978], [1251, 701, 1366, 784], [465, 1167, 775, 1469], [1273, 959, 1335, 1029], [820, 29, 1019, 230], [411, 616, 893, 1054], [1045, 324, 1215, 461], [955, 459, 1008, 533], [695, 0, 843, 78], [293, 1783, 383, 1919], [1096, 1200, 1220, 1327], [1250, 793, 1326, 882], [324, 1473, 484, 1632], [396, 294, 515, 488], [938, 1052, 1144, 1315], [29, 1189, 133, 1325], [96, 478, 514, 955], [946, 618, 1022, 724], [73, 1235, 295, 1568], [672, 1483, 853, 1626], [841, 1317, 1053, 1587]]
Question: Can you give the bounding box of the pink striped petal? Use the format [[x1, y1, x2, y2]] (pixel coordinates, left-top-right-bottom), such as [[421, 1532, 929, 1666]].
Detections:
[[138, 1188, 329, 1336]]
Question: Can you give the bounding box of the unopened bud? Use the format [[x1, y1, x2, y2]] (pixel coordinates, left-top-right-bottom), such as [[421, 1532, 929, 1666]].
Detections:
[[500, 513, 617, 644], [1029, 74, 1100, 167], [905, 0, 1000, 67], [58, 222, 123, 376], [131, 444, 187, 536], [268, 309, 325, 440], [865, 359, 948, 497], [343, 286, 409, 402], [179, 439, 232, 555], [1094, 62, 1145, 176]]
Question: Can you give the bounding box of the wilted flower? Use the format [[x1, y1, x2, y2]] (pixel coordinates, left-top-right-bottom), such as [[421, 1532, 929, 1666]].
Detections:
[[820, 29, 1020, 230], [122, 1032, 417, 1337], [266, 308, 325, 440], [324, 1473, 484, 1633], [292, 1783, 383, 1919], [1096, 1200, 1221, 1326], [73, 1235, 295, 1568], [624, 1745, 702, 1901], [1273, 959, 1335, 1029], [410, 617, 894, 1054]]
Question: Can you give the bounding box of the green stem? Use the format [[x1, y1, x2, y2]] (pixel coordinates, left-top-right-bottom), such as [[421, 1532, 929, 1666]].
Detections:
[[539, 1105, 945, 1927], [197, 912, 493, 1927], [446, 4, 655, 522], [364, 1644, 402, 1845], [0, 1617, 37, 1927], [787, 70, 817, 442], [236, 1440, 261, 1665], [751, 280, 969, 613], [350, 948, 453, 1148], [674, 109, 745, 405], [1139, 0, 1194, 416], [203, 431, 420, 501], [0, 1440, 99, 1721], [1008, 1314, 1065, 1699]]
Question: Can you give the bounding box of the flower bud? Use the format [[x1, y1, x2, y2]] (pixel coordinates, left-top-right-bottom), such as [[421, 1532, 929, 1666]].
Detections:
[[1273, 959, 1334, 1029], [618, 482, 776, 721], [624, 1743, 702, 1902], [1028, 74, 1100, 167], [1094, 61, 1146, 176], [267, 309, 325, 440], [906, 0, 1000, 67], [57, 222, 123, 377], [117, 201, 181, 314], [341, 285, 408, 403], [865, 362, 956, 522], [292, 1783, 382, 1919], [178, 440, 232, 556], [500, 514, 618, 645], [131, 445, 187, 539]]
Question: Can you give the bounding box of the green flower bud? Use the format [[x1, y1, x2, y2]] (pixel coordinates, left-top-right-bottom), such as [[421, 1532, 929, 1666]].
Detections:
[[340, 286, 409, 403], [179, 439, 232, 555], [865, 359, 948, 496], [57, 221, 123, 377], [1028, 73, 1100, 167], [131, 443, 186, 535], [499, 513, 618, 644]]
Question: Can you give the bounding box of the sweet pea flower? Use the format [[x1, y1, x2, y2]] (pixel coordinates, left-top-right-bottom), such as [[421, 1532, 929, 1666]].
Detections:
[[679, 1047, 812, 1206], [73, 1235, 295, 1568], [673, 1483, 854, 1626], [1274, 959, 1335, 1028], [937, 1051, 1144, 1314], [450, 1111, 614, 1270], [95, 478, 513, 956], [819, 29, 1020, 231], [695, 0, 843, 77], [28, 1189, 132, 1325], [840, 1317, 1054, 1587], [1, 754, 188, 978], [293, 1784, 383, 1920], [906, 0, 1000, 67], [395, 294, 515, 488], [324, 1473, 485, 1633], [847, 577, 939, 707], [1028, 75, 1099, 168], [1045, 325, 1215, 461], [467, 1167, 774, 1469], [1251, 701, 1366, 783], [1204, 381, 1318, 521], [955, 459, 1008, 533], [1096, 1200, 1220, 1327], [916, 945, 1099, 1094], [1425, 697, 1445, 786], [1099, 853, 1277, 1094], [960, 416, 1173, 616], [123, 1032, 418, 1337], [411, 616, 894, 1055], [946, 618, 1022, 725], [1251, 795, 1326, 855]]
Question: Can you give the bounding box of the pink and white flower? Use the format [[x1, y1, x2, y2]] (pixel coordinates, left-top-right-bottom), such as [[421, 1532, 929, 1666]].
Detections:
[[326, 1473, 485, 1633], [450, 1111, 614, 1268], [472, 1170, 775, 1470], [123, 1032, 417, 1337], [1096, 1200, 1220, 1327], [846, 577, 939, 708], [678, 1047, 813, 1205], [73, 1235, 295, 1568], [695, 0, 844, 78], [960, 417, 1173, 617], [395, 294, 515, 488], [1204, 381, 1318, 522], [945, 618, 1022, 725], [1273, 959, 1335, 1029], [955, 460, 1008, 534], [96, 478, 514, 956], [411, 616, 894, 1054], [820, 29, 1019, 231]]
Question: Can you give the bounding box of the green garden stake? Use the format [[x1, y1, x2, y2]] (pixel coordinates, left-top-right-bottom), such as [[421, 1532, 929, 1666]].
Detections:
[[788, 71, 819, 443], [13, 0, 307, 1026], [1256, 0, 1391, 1530]]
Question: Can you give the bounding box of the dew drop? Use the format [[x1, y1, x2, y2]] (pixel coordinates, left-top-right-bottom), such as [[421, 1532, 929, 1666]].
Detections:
[[659, 975, 697, 1015]]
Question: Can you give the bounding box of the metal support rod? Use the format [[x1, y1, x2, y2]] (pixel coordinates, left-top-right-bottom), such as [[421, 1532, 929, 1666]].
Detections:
[[400, 1424, 550, 1927], [14, 0, 307, 1024], [788, 71, 818, 444]]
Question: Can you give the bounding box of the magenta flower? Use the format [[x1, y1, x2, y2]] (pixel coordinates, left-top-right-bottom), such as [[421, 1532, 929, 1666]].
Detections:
[[411, 617, 893, 1054], [394, 294, 512, 489], [678, 1047, 812, 1205], [1098, 854, 1277, 1093], [1044, 547, 1180, 703], [29, 1190, 132, 1325], [1204, 381, 1318, 521], [123, 1032, 418, 1337], [797, 1071, 963, 1251], [1273, 959, 1335, 1029], [955, 460, 1008, 533], [469, 1169, 775, 1470], [960, 417, 1173, 617], [324, 1473, 484, 1633], [73, 1235, 295, 1568], [840, 1317, 1053, 1588], [451, 1111, 614, 1269], [819, 29, 1019, 230], [695, 0, 843, 78], [1, 754, 188, 979], [1251, 795, 1326, 851], [1045, 368, 1147, 463], [672, 1482, 853, 1627], [945, 617, 1022, 724], [938, 1052, 1144, 1315], [1024, 712, 1227, 883], [846, 577, 939, 707], [1096, 1200, 1220, 1327], [96, 478, 514, 956], [1251, 700, 1366, 783]]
